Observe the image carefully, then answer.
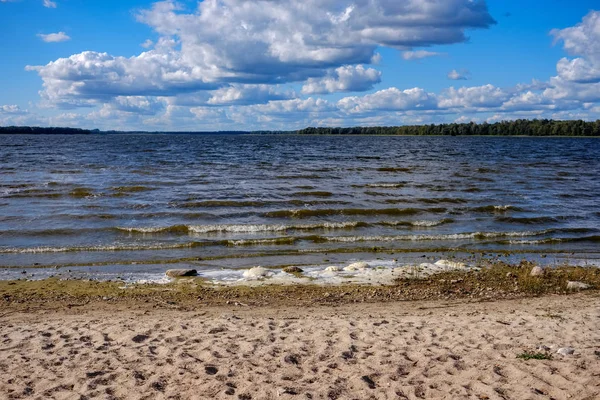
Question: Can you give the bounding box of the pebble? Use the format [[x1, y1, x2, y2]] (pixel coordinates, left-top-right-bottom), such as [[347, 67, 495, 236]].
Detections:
[[344, 262, 369, 271], [205, 366, 218, 375], [530, 266, 544, 277], [242, 266, 268, 279], [165, 269, 198, 278], [557, 347, 575, 356], [283, 266, 304, 274], [566, 281, 590, 290]]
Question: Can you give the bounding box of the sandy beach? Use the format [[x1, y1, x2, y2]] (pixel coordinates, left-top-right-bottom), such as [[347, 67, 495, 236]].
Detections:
[[1, 292, 599, 400]]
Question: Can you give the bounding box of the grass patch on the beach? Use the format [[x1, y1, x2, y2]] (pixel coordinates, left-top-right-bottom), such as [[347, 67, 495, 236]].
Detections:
[[517, 352, 553, 361]]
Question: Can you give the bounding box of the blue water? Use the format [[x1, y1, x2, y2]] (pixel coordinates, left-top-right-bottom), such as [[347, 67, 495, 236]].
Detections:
[[0, 134, 599, 281]]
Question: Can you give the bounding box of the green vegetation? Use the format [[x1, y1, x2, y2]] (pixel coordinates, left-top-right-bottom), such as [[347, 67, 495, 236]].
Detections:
[[2, 119, 600, 136], [517, 352, 553, 361], [296, 119, 600, 136]]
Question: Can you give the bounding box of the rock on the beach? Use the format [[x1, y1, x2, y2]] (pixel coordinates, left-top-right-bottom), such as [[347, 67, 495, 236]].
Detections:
[[530, 266, 544, 277], [344, 262, 369, 271], [434, 260, 467, 269], [557, 347, 575, 356], [566, 281, 590, 290], [283, 266, 304, 274], [243, 266, 268, 279], [165, 269, 198, 278]]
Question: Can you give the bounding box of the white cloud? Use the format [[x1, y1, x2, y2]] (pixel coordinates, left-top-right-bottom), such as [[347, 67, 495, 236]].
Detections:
[[301, 65, 381, 94], [43, 0, 57, 8], [447, 69, 471, 80], [207, 85, 294, 105], [439, 84, 509, 109], [28, 0, 494, 105], [338, 87, 438, 113], [37, 32, 70, 42], [0, 105, 27, 114], [402, 51, 444, 60], [140, 39, 154, 49]]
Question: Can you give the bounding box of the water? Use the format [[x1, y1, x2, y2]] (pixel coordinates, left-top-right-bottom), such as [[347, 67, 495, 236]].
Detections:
[[1, 134, 599, 283]]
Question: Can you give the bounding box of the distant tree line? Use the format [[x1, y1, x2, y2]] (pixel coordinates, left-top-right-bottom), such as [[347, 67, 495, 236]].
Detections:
[[295, 119, 600, 136], [0, 126, 97, 135], [2, 119, 600, 136]]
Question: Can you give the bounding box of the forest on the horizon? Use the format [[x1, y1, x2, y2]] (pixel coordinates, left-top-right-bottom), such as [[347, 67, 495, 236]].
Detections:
[[1, 119, 600, 136]]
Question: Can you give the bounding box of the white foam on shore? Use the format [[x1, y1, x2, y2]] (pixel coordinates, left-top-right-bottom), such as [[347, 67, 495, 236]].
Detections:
[[197, 259, 474, 286]]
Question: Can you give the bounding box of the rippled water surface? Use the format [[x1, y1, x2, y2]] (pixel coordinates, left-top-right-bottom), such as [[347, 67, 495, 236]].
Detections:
[[1, 134, 599, 281]]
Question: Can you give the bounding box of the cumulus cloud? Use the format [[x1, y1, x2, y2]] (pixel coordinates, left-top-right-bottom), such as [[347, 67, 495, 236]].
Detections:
[[447, 69, 471, 80], [301, 65, 381, 94], [140, 39, 154, 49], [439, 84, 508, 109], [0, 105, 28, 115], [37, 32, 70, 42], [338, 87, 438, 113], [43, 0, 57, 8], [28, 0, 494, 105], [545, 11, 600, 102], [402, 51, 444, 60], [207, 85, 294, 105]]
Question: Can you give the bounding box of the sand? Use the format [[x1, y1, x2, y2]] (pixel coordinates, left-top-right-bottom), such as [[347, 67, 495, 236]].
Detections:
[[1, 293, 599, 400]]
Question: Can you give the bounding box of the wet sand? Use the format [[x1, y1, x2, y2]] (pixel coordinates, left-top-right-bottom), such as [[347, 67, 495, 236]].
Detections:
[[1, 293, 599, 400]]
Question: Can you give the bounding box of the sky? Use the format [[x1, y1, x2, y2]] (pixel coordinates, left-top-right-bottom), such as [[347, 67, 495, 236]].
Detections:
[[1, 0, 600, 131]]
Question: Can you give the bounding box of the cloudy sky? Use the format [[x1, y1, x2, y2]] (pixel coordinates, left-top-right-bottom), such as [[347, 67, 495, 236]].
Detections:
[[1, 0, 599, 131]]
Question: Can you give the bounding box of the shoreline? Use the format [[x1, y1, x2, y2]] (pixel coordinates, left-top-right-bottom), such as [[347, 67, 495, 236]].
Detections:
[[1, 262, 598, 310]]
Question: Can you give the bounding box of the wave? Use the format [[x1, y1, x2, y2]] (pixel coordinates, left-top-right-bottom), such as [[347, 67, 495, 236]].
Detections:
[[176, 199, 346, 208], [495, 216, 559, 224], [290, 191, 334, 197], [379, 219, 454, 227], [0, 229, 570, 254], [353, 182, 406, 189], [320, 230, 551, 243], [264, 207, 447, 218], [507, 235, 600, 245], [118, 221, 366, 234], [471, 205, 524, 212], [376, 167, 413, 173]]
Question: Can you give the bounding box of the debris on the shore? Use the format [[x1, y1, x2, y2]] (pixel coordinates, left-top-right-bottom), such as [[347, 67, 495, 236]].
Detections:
[[242, 266, 268, 279], [530, 266, 544, 277], [343, 262, 370, 271], [166, 269, 198, 278], [283, 266, 304, 274], [557, 347, 575, 356], [566, 281, 590, 290]]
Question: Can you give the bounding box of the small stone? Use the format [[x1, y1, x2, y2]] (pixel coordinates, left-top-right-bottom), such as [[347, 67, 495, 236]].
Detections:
[[361, 375, 376, 389], [131, 334, 149, 343], [530, 266, 544, 277], [205, 366, 218, 375], [566, 281, 590, 290], [242, 266, 268, 279], [344, 262, 369, 271], [283, 266, 304, 274], [557, 347, 575, 356], [284, 354, 300, 365], [537, 345, 551, 352], [165, 269, 198, 278], [434, 260, 467, 269]]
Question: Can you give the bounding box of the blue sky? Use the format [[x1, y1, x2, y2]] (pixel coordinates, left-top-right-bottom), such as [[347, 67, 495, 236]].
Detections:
[[1, 0, 600, 131]]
